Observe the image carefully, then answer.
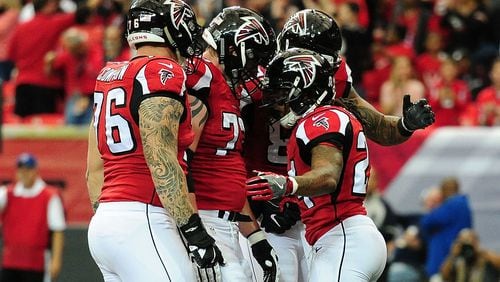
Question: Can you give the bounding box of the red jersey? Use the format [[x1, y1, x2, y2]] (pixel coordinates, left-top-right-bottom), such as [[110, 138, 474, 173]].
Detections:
[[1, 185, 57, 271], [52, 47, 103, 96], [428, 80, 470, 127], [475, 86, 500, 126], [287, 105, 369, 245], [94, 56, 193, 207], [186, 58, 246, 212], [334, 59, 353, 99], [243, 61, 353, 176], [8, 13, 76, 88]]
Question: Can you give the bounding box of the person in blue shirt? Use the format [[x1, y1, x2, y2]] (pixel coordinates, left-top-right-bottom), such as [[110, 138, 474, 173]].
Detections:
[[420, 176, 473, 280]]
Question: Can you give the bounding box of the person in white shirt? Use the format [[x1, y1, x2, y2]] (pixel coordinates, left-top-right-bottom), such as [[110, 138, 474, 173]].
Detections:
[[0, 153, 66, 282]]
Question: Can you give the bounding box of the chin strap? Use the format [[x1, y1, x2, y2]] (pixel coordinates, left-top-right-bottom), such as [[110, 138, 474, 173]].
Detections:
[[280, 90, 329, 128]]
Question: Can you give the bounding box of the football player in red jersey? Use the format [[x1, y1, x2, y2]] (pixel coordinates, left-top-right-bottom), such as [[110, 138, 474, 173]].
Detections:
[[247, 48, 387, 281], [278, 9, 435, 141], [243, 9, 435, 282], [85, 0, 223, 281], [185, 6, 280, 282]]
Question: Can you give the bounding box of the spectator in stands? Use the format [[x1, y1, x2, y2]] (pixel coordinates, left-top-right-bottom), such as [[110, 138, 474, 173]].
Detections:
[[365, 168, 401, 282], [101, 25, 130, 62], [420, 176, 473, 281], [394, 0, 421, 53], [440, 0, 491, 54], [441, 228, 500, 282], [386, 186, 442, 282], [0, 153, 66, 282], [7, 0, 100, 119], [379, 56, 425, 115], [421, 186, 443, 212], [336, 1, 371, 87], [387, 225, 426, 282], [246, 0, 299, 31], [415, 31, 445, 91], [475, 58, 500, 126], [45, 27, 102, 125], [0, 0, 20, 82], [365, 168, 400, 245], [384, 24, 414, 59], [440, 0, 497, 77], [359, 25, 392, 103], [429, 57, 471, 127]]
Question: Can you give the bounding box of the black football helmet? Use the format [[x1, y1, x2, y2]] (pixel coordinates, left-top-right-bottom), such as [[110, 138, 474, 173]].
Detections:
[[278, 9, 342, 70], [263, 48, 334, 128], [126, 0, 203, 58], [202, 6, 276, 95]]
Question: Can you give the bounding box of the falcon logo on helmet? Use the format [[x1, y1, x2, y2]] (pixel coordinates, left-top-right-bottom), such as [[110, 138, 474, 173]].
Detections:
[[235, 16, 270, 46], [165, 0, 193, 29], [283, 11, 307, 36], [283, 55, 321, 88]]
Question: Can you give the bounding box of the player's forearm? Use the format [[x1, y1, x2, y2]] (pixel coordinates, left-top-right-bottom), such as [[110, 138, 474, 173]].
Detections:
[[351, 96, 410, 145], [239, 199, 260, 237], [151, 157, 194, 226], [86, 170, 103, 212], [295, 167, 337, 197], [187, 94, 208, 152], [294, 145, 342, 197], [139, 97, 195, 226], [86, 121, 104, 212]]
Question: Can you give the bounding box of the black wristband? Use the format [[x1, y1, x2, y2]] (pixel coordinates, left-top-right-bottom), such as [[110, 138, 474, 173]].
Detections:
[[397, 118, 413, 137]]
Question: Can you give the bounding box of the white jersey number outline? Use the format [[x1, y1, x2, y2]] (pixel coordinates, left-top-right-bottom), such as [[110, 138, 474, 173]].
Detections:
[[94, 89, 135, 154]]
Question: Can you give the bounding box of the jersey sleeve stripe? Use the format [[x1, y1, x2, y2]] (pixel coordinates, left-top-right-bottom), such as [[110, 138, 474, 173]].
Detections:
[[192, 62, 213, 91], [330, 109, 350, 135], [296, 121, 310, 145], [130, 90, 185, 125], [345, 63, 353, 83], [135, 66, 151, 94]]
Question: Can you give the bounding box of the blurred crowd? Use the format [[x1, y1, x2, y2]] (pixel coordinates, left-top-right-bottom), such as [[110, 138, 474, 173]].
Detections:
[[365, 170, 500, 282], [0, 0, 499, 126]]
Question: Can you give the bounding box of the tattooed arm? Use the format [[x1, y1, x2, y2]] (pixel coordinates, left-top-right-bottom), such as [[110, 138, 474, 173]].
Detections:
[[294, 145, 344, 197], [186, 94, 208, 206], [348, 88, 410, 146], [139, 96, 195, 226], [188, 94, 209, 152], [86, 117, 104, 213]]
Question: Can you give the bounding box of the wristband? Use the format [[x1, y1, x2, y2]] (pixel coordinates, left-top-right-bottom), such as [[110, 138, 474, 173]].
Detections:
[[397, 118, 414, 137], [288, 177, 298, 195], [247, 229, 266, 245]]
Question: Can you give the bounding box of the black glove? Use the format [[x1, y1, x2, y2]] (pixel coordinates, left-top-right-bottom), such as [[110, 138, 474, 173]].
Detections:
[[248, 230, 280, 282], [179, 214, 224, 281], [260, 199, 301, 234], [399, 94, 435, 135]]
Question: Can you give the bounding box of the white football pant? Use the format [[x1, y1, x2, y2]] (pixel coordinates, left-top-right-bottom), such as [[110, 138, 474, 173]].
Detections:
[[88, 202, 196, 282], [241, 222, 311, 282], [199, 210, 253, 281], [308, 215, 387, 282]]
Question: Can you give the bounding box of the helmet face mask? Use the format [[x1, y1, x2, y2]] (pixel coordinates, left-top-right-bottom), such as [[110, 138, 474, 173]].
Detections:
[[202, 7, 277, 96], [278, 9, 342, 71], [263, 48, 335, 127], [126, 0, 203, 58]]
